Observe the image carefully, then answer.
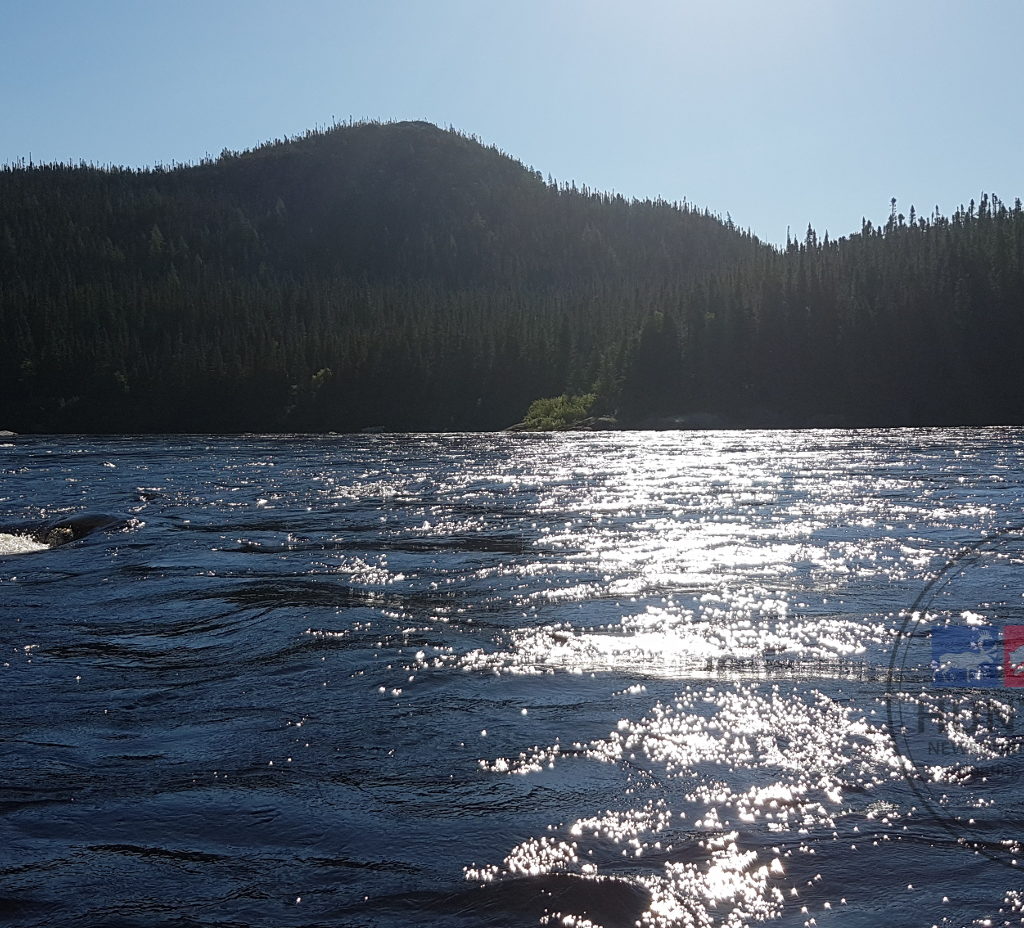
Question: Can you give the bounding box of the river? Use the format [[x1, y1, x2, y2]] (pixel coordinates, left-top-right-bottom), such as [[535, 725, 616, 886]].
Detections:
[[2, 429, 1023, 927]]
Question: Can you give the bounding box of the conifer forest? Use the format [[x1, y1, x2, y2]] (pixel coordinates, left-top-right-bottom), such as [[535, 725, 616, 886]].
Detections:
[[2, 120, 1022, 432]]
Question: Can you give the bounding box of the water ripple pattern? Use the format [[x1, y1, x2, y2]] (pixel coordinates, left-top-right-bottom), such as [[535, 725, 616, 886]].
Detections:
[[1, 429, 1023, 927]]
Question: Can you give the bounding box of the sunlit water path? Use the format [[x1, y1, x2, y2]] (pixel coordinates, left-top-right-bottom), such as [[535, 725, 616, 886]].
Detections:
[[2, 430, 1024, 927]]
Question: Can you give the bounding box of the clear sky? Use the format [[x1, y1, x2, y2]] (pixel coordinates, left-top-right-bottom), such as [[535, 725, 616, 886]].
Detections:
[[2, 0, 1021, 245]]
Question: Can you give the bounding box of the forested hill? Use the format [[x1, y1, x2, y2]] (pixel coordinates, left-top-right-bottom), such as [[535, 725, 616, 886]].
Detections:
[[1, 120, 1023, 432]]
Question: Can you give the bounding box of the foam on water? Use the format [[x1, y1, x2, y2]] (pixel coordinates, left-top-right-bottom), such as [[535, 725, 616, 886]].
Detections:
[[0, 531, 49, 555]]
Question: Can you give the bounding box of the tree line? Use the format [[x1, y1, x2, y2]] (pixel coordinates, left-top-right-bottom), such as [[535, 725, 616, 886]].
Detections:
[[1, 120, 1021, 432]]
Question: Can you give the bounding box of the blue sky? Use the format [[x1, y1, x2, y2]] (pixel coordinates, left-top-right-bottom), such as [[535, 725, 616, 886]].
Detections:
[[2, 0, 1021, 245]]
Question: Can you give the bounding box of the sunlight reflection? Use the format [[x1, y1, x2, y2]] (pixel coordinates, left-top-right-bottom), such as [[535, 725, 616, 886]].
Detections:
[[470, 682, 900, 926]]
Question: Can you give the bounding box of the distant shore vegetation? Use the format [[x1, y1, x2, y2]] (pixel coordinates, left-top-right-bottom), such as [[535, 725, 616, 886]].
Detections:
[[514, 394, 597, 431], [1, 120, 1022, 433]]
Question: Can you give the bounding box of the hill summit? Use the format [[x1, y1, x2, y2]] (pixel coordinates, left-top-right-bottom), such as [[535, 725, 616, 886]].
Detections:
[[1, 121, 1022, 432]]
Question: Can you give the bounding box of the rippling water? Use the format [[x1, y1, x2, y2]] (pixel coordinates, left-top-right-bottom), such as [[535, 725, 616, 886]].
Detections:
[[3, 430, 1024, 927]]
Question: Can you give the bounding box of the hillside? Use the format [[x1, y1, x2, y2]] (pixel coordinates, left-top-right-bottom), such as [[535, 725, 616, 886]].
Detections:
[[0, 120, 762, 432], [1, 121, 1023, 432]]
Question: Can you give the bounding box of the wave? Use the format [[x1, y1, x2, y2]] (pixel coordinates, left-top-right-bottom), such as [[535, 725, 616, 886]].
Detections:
[[380, 873, 651, 928], [0, 511, 137, 553], [0, 532, 49, 555]]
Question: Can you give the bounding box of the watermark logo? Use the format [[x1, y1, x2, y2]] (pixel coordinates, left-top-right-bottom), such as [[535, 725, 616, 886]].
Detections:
[[931, 625, 1006, 687], [1004, 626, 1024, 687], [887, 527, 1024, 869]]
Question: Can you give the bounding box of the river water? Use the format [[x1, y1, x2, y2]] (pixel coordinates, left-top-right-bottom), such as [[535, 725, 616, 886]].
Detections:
[[2, 429, 1024, 927]]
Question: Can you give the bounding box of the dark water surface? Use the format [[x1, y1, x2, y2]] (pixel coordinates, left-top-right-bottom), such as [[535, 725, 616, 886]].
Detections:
[[3, 430, 1024, 927]]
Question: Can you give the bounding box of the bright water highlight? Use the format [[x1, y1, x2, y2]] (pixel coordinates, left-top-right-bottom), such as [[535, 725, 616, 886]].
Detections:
[[2, 430, 1023, 926]]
